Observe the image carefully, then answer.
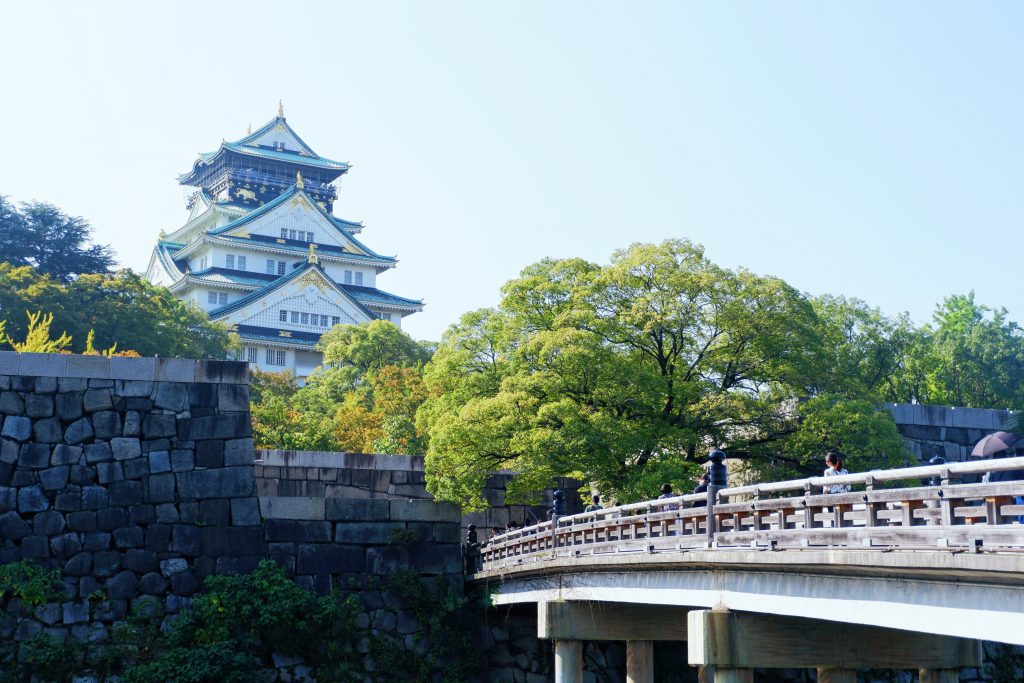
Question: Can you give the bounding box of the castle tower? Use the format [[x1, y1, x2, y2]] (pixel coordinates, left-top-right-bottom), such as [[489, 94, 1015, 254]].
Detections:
[[145, 108, 423, 378]]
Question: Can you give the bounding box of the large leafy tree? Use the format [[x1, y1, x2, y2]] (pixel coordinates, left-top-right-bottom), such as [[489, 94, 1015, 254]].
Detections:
[[892, 293, 1024, 409], [0, 195, 115, 282], [0, 264, 235, 359], [419, 240, 910, 509]]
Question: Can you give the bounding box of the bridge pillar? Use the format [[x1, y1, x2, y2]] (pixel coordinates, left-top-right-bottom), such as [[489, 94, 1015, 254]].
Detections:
[[920, 669, 960, 683], [688, 609, 981, 674], [554, 639, 583, 683], [817, 669, 857, 683], [626, 640, 654, 683]]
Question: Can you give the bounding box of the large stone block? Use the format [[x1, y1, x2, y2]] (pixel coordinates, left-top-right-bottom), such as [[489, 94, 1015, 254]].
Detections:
[[82, 389, 113, 413], [0, 352, 17, 375], [65, 354, 110, 379], [0, 486, 14, 512], [230, 497, 260, 526], [195, 360, 249, 384], [177, 467, 255, 500], [187, 383, 218, 408], [18, 485, 49, 513], [19, 353, 67, 378], [50, 532, 82, 559], [2, 416, 32, 442], [50, 444, 81, 467], [265, 519, 332, 542], [170, 525, 202, 556], [84, 442, 112, 464], [198, 499, 230, 526], [199, 526, 265, 557], [0, 391, 24, 416], [106, 570, 137, 600], [144, 523, 170, 553], [258, 496, 325, 520], [153, 383, 188, 411], [97, 507, 128, 531], [148, 451, 171, 474], [96, 462, 124, 485], [224, 438, 254, 465], [39, 466, 69, 491], [218, 384, 250, 412], [333, 521, 406, 544], [195, 440, 224, 468], [109, 357, 156, 381], [113, 524, 144, 548], [155, 358, 195, 383], [169, 450, 195, 473], [55, 392, 83, 422], [64, 418, 94, 445], [66, 511, 96, 531], [326, 498, 391, 521], [18, 443, 52, 469], [80, 486, 108, 510], [366, 543, 462, 576], [111, 438, 142, 461], [108, 480, 144, 507], [390, 499, 461, 523], [92, 411, 122, 440], [146, 473, 176, 503], [25, 394, 54, 418], [0, 511, 31, 539], [296, 543, 365, 575]]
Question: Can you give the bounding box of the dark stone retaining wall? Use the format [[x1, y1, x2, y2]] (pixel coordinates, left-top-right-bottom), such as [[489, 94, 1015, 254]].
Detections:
[[0, 352, 468, 680], [886, 403, 1016, 463]]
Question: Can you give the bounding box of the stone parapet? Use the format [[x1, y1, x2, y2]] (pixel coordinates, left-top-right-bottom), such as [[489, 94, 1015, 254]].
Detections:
[[0, 352, 248, 384]]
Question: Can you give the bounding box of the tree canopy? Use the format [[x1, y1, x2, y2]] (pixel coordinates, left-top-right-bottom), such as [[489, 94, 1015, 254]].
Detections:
[[419, 240, 912, 509], [0, 264, 236, 358], [0, 195, 115, 282]]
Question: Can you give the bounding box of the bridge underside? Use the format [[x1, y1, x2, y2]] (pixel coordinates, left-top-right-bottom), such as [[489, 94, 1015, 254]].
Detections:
[[479, 549, 1024, 645]]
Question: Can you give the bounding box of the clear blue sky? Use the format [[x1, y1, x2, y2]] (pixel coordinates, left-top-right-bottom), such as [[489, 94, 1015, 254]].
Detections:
[[1, 2, 1022, 342]]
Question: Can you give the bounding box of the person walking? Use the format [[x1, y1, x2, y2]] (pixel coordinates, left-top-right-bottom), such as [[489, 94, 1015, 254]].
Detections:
[[584, 494, 603, 512], [823, 450, 850, 494], [658, 483, 679, 511]]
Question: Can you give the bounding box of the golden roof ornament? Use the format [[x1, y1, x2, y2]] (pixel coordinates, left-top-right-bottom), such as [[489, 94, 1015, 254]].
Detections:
[[296, 171, 304, 190], [307, 242, 318, 265], [246, 123, 252, 135], [158, 229, 167, 239], [278, 100, 285, 118]]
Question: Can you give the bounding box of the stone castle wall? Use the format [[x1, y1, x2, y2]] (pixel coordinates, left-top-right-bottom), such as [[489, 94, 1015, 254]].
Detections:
[[886, 403, 1016, 463], [0, 352, 465, 678]]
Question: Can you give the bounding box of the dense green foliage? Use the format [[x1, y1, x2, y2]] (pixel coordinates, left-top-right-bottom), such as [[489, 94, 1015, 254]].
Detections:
[[251, 320, 433, 454], [418, 240, 1024, 508], [0, 195, 115, 282], [0, 561, 365, 683], [0, 264, 236, 358]]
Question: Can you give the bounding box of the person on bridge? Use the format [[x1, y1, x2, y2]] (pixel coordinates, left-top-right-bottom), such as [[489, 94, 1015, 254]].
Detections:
[[982, 446, 1024, 523], [823, 450, 851, 494], [584, 494, 603, 512], [658, 483, 680, 510]]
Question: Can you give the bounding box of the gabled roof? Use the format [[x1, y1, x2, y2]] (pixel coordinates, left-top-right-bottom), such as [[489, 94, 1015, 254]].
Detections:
[[233, 324, 322, 348], [205, 184, 391, 263], [235, 116, 319, 156], [185, 267, 280, 288], [178, 116, 350, 184], [207, 259, 378, 321]]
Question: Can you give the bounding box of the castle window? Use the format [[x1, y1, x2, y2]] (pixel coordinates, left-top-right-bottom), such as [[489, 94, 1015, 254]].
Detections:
[[207, 292, 217, 304], [280, 228, 288, 239], [289, 229, 297, 240], [238, 256, 246, 270], [343, 270, 352, 285], [225, 254, 235, 269], [266, 349, 286, 366], [246, 347, 258, 364], [331, 316, 340, 326], [266, 259, 275, 274], [354, 272, 364, 286], [279, 310, 287, 322], [277, 261, 286, 275], [320, 315, 328, 327], [290, 312, 299, 323], [300, 313, 309, 325], [218, 293, 227, 306]]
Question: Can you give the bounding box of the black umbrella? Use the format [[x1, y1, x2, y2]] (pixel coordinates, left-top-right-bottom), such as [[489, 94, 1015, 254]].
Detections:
[[970, 431, 1024, 457]]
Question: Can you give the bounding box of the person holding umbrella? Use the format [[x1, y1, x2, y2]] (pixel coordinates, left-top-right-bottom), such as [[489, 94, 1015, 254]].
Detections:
[[972, 431, 1024, 523]]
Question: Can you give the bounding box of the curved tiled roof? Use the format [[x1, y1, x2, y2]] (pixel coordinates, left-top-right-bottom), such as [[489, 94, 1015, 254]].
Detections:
[[342, 284, 423, 309]]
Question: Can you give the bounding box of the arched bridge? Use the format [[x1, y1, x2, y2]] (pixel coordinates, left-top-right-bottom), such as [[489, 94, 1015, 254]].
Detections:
[[470, 457, 1024, 683]]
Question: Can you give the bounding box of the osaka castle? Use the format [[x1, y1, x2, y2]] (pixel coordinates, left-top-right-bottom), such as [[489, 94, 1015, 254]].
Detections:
[[145, 105, 423, 377]]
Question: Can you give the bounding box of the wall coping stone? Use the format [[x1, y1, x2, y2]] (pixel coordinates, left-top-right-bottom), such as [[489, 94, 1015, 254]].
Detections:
[[256, 449, 424, 471], [886, 403, 1015, 431], [0, 352, 247, 385]]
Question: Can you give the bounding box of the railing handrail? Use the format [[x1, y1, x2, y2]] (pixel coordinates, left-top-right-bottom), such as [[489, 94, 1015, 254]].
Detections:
[[721, 456, 1024, 499]]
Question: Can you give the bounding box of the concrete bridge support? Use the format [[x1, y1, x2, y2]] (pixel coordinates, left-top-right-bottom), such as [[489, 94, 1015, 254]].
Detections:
[[687, 610, 982, 682]]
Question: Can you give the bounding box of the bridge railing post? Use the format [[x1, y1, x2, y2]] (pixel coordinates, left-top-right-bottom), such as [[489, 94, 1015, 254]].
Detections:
[[706, 450, 727, 545]]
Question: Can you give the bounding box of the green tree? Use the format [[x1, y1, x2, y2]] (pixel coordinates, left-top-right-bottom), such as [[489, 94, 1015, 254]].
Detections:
[[317, 320, 432, 395], [0, 264, 234, 359], [419, 240, 909, 509], [0, 195, 114, 282]]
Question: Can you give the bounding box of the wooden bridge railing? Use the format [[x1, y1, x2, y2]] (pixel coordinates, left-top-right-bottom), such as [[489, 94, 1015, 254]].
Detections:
[[477, 457, 1024, 573]]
